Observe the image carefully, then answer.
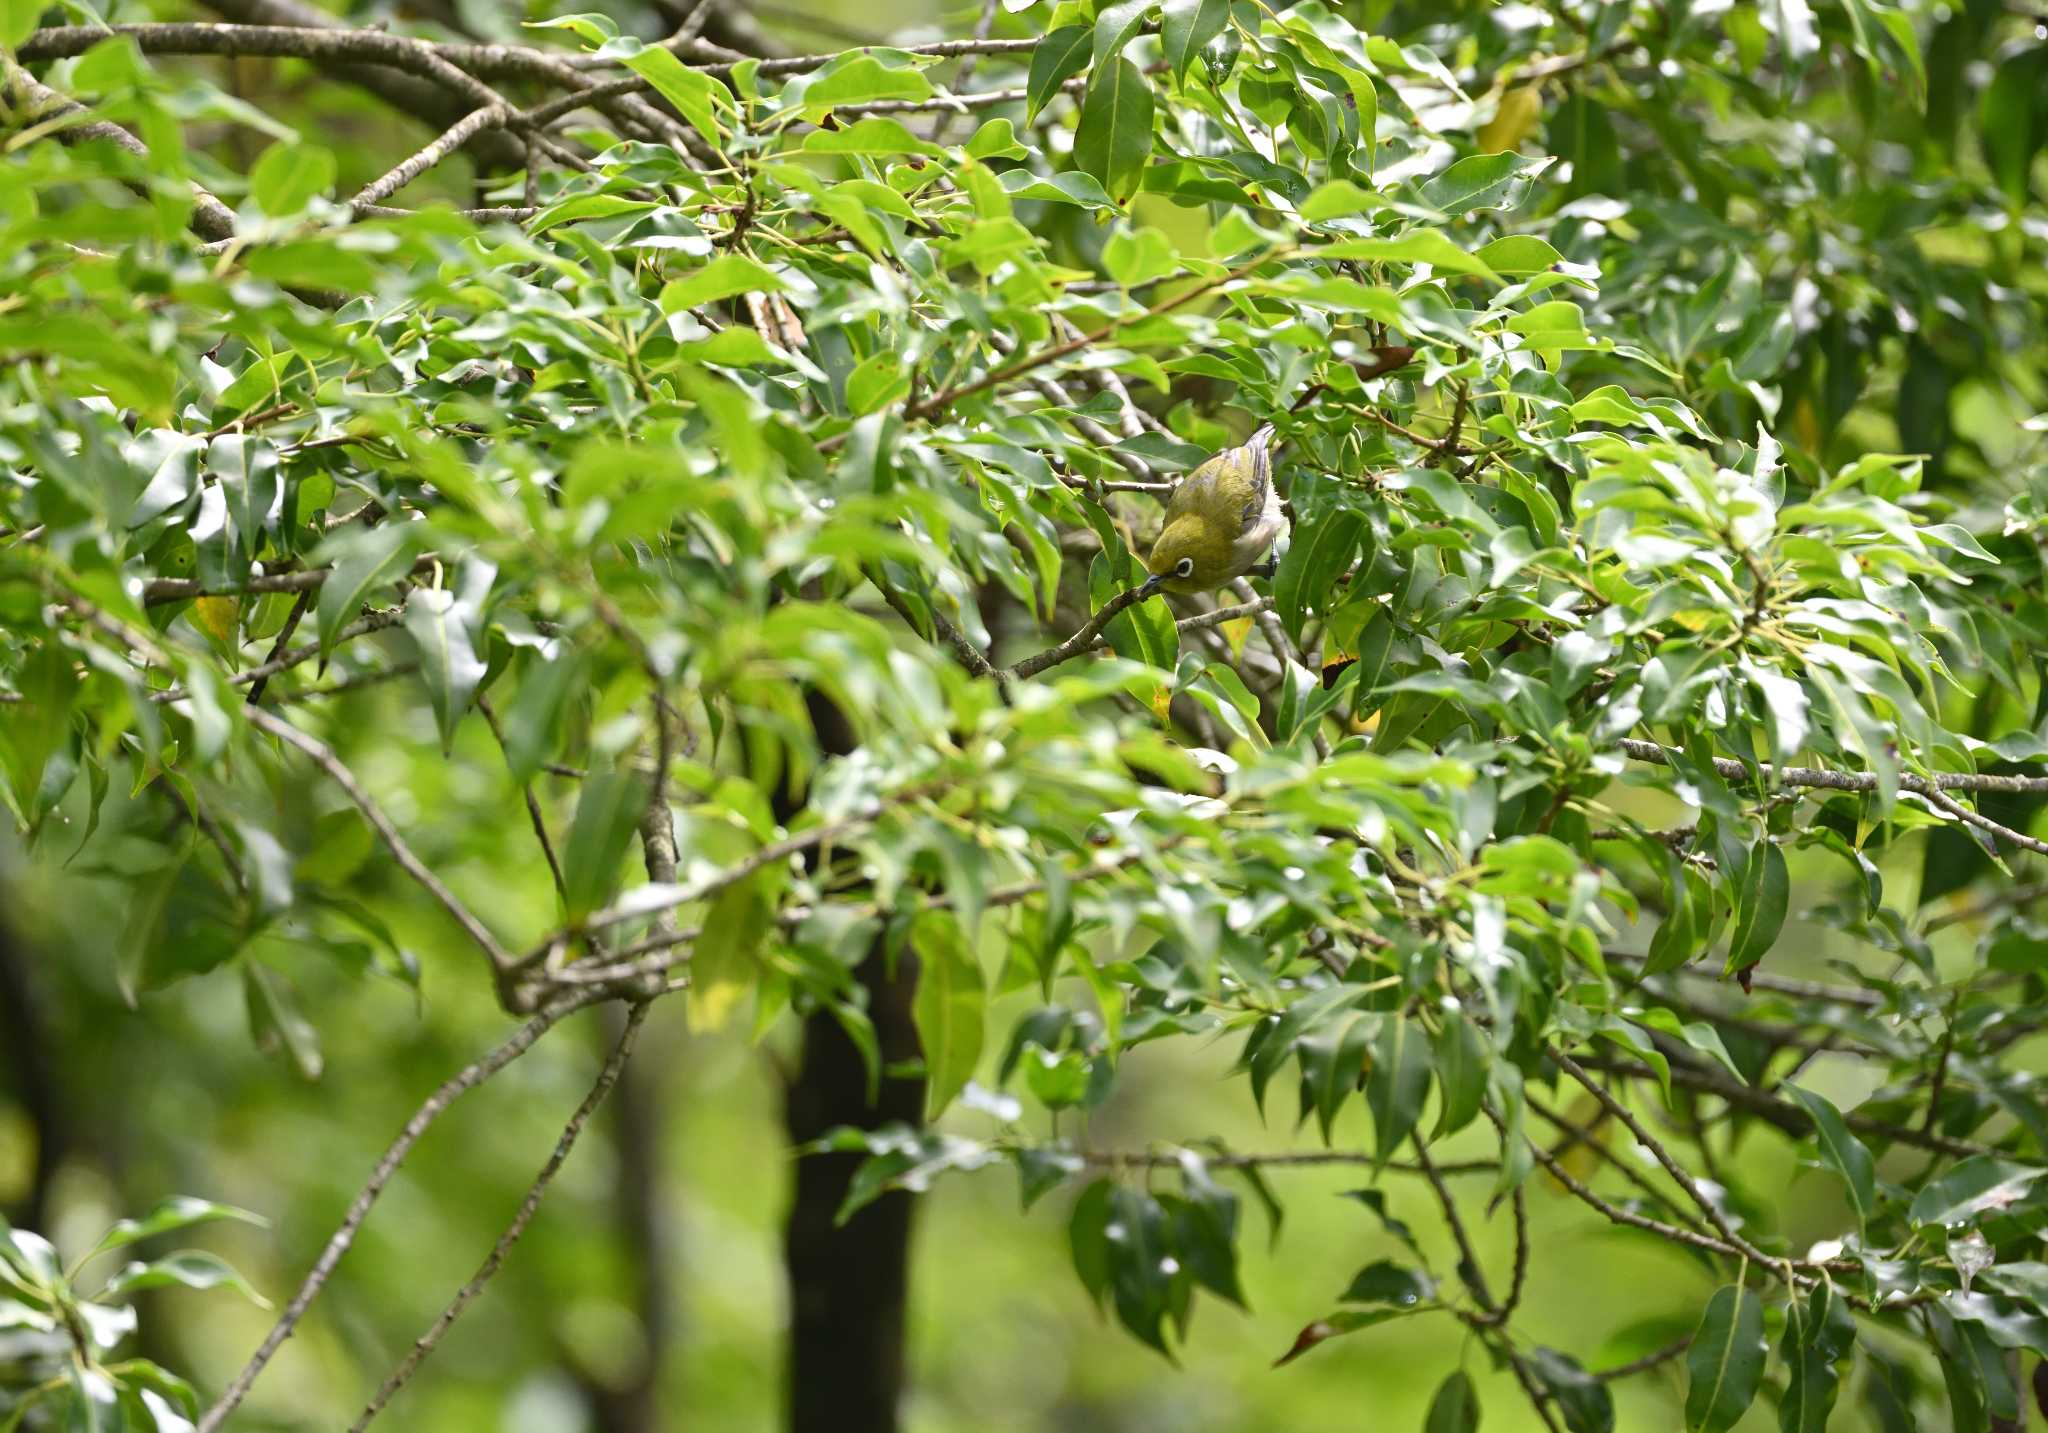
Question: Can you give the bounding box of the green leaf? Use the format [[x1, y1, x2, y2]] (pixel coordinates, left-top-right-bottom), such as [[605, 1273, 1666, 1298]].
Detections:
[[1339, 1258, 1435, 1306], [911, 910, 986, 1119], [998, 168, 1117, 207], [1072, 57, 1154, 202], [1088, 553, 1176, 669], [1684, 1285, 1765, 1433], [97, 1251, 267, 1306], [1366, 1014, 1430, 1165], [1432, 1009, 1488, 1137], [1779, 1282, 1856, 1433], [560, 771, 646, 921], [804, 117, 944, 158], [1783, 1085, 1876, 1226], [1724, 841, 1788, 972], [1475, 234, 1564, 274], [1161, 0, 1229, 84], [1319, 231, 1497, 277], [686, 872, 774, 1033], [1908, 1157, 2046, 1227], [1091, 0, 1151, 68], [0, 634, 79, 823], [243, 962, 323, 1081], [403, 579, 489, 752], [249, 142, 335, 216], [1, 0, 42, 48], [1531, 1348, 1613, 1433], [1298, 179, 1384, 222], [801, 54, 935, 111], [623, 47, 724, 145], [1425, 1370, 1481, 1433], [660, 254, 789, 313], [1273, 506, 1363, 643], [1026, 25, 1092, 122], [314, 523, 417, 657], [1419, 152, 1547, 214], [524, 11, 617, 43], [83, 1198, 266, 1264]]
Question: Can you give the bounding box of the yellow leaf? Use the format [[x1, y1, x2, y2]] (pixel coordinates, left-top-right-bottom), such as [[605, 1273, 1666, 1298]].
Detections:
[[1221, 617, 1253, 658], [686, 875, 772, 1034], [1477, 85, 1544, 153], [192, 596, 239, 644], [1149, 682, 1174, 724]]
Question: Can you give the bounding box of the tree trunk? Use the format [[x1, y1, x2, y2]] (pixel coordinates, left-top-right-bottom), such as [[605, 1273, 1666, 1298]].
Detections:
[[0, 913, 66, 1231], [776, 688, 925, 1433], [781, 944, 923, 1433]]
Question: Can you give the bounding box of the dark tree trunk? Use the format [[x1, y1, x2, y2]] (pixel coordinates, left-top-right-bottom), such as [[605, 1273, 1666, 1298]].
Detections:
[[0, 912, 66, 1231], [777, 691, 926, 1433], [781, 946, 924, 1433]]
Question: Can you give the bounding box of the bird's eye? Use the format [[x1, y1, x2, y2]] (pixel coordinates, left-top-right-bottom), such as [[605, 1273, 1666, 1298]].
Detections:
[[1175, 557, 1195, 578]]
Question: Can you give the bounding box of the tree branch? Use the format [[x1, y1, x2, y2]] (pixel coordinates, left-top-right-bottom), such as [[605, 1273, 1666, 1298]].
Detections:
[[347, 1001, 648, 1432], [1006, 582, 1163, 680], [1618, 736, 2048, 796], [2, 62, 237, 243], [195, 991, 602, 1433], [245, 704, 513, 972]]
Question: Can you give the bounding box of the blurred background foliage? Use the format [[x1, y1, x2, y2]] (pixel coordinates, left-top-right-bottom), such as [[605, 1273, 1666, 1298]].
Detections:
[[2, 0, 2046, 1426]]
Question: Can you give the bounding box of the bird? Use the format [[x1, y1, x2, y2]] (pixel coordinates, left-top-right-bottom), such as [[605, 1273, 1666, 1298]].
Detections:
[[1140, 423, 1285, 596]]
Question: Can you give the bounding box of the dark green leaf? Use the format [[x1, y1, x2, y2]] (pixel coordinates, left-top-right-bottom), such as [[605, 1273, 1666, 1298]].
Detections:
[[1684, 1284, 1765, 1433], [1161, 0, 1229, 84], [1784, 1085, 1876, 1225], [1425, 1369, 1481, 1433], [1072, 58, 1154, 201], [1026, 25, 1091, 122]]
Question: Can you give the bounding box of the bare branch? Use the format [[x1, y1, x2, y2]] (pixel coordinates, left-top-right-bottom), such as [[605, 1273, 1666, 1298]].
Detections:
[[244, 704, 513, 971], [1618, 736, 2048, 796], [352, 105, 510, 208], [2, 62, 236, 243], [348, 1002, 649, 1432], [244, 590, 311, 707], [478, 695, 567, 905], [143, 554, 438, 606], [1006, 582, 1163, 681], [195, 991, 602, 1433]]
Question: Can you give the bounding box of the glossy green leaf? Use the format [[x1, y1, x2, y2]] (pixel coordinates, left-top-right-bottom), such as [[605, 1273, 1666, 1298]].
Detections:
[[911, 910, 987, 1120], [1684, 1284, 1765, 1433], [1072, 58, 1155, 201]]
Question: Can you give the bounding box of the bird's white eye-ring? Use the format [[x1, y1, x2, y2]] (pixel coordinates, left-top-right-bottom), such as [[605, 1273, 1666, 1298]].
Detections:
[[1175, 557, 1195, 578]]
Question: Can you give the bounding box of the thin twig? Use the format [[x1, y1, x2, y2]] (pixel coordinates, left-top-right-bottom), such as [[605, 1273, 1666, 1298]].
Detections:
[[195, 992, 600, 1433], [478, 695, 566, 905], [154, 609, 407, 704], [1414, 1141, 1496, 1315], [348, 1002, 648, 1432], [926, 0, 1001, 146], [245, 704, 512, 971], [1007, 583, 1163, 681], [1551, 1050, 1760, 1257], [1596, 1334, 1693, 1381], [243, 591, 311, 707]]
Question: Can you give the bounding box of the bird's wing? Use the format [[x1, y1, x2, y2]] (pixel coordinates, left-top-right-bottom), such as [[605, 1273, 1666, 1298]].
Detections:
[[1238, 424, 1275, 532], [1164, 424, 1278, 534]]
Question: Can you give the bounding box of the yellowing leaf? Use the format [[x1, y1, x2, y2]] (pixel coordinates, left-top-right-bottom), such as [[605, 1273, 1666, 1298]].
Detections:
[[192, 596, 239, 644], [1477, 85, 1544, 153]]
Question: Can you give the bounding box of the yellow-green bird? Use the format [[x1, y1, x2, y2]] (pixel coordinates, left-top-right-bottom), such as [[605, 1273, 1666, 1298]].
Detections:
[[1140, 423, 1285, 596]]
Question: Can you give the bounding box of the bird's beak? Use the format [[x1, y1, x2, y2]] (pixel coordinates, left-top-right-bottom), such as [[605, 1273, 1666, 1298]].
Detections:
[[1137, 571, 1168, 597]]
